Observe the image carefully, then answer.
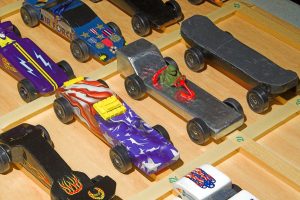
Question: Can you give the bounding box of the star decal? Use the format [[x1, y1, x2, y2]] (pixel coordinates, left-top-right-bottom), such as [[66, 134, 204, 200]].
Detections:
[[81, 32, 90, 38], [141, 158, 161, 173]]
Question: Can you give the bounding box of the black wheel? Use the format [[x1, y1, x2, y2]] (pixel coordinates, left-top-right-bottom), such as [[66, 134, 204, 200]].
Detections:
[[91, 175, 104, 183], [20, 5, 39, 27], [107, 22, 122, 36], [0, 144, 10, 174], [70, 39, 90, 62], [165, 0, 183, 19], [223, 98, 244, 115], [53, 97, 74, 124], [12, 25, 21, 38], [164, 57, 178, 69], [110, 145, 132, 174], [247, 85, 270, 114], [184, 47, 205, 72], [57, 60, 75, 80], [131, 13, 151, 37], [232, 184, 242, 193], [97, 79, 109, 88], [153, 125, 170, 141], [187, 118, 211, 145], [188, 0, 205, 5], [36, 125, 54, 148], [17, 79, 38, 103], [124, 74, 146, 100]]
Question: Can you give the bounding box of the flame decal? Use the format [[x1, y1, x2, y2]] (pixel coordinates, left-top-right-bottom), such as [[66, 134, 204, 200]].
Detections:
[[58, 174, 83, 195], [88, 187, 105, 199]]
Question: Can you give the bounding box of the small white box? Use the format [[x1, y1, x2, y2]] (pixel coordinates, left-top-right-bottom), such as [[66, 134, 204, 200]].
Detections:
[[229, 190, 258, 200], [173, 164, 232, 200]]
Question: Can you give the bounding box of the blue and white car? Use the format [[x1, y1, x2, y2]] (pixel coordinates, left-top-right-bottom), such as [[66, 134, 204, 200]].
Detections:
[[21, 0, 126, 63]]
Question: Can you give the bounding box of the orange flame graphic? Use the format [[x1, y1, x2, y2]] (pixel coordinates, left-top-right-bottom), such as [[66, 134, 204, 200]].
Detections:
[[58, 174, 83, 195]]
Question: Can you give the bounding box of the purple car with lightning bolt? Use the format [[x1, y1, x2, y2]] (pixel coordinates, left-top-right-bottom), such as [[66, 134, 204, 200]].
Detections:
[[0, 21, 75, 102]]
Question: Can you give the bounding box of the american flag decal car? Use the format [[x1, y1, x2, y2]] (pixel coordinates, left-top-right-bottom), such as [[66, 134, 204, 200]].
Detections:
[[185, 168, 216, 189]]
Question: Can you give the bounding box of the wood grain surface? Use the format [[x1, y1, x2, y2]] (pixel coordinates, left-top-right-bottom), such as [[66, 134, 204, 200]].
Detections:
[[0, 1, 299, 200]]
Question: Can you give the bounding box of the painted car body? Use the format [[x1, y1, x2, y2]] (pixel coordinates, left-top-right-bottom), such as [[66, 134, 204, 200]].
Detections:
[[55, 78, 180, 175], [23, 0, 125, 62], [173, 164, 258, 200], [0, 21, 68, 94]]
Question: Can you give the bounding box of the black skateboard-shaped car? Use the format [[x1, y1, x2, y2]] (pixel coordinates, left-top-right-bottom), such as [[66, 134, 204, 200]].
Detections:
[[181, 15, 299, 113], [0, 124, 116, 200], [92, 0, 183, 36]]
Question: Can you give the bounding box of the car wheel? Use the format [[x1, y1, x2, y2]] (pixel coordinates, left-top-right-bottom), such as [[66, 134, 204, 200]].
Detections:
[[153, 125, 171, 141], [70, 39, 90, 62], [223, 98, 244, 115], [110, 145, 132, 174], [53, 97, 74, 124], [247, 85, 270, 114], [57, 60, 75, 80], [0, 144, 11, 174], [125, 74, 146, 100], [164, 57, 179, 70], [12, 25, 21, 38], [184, 47, 205, 72], [97, 79, 109, 88], [131, 13, 151, 37], [107, 22, 122, 36], [165, 0, 183, 19], [20, 5, 39, 27], [188, 0, 205, 5], [17, 79, 38, 103], [36, 125, 54, 148], [187, 118, 211, 145]]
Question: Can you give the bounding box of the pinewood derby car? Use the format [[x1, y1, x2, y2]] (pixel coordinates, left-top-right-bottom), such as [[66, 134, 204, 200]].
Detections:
[[117, 39, 245, 145], [0, 21, 74, 102], [0, 123, 116, 200], [173, 164, 258, 200], [21, 0, 125, 63], [91, 0, 183, 36], [53, 77, 180, 175], [181, 15, 300, 114]]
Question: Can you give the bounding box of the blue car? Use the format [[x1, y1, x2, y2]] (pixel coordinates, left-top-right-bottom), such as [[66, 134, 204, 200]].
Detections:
[[21, 0, 126, 63]]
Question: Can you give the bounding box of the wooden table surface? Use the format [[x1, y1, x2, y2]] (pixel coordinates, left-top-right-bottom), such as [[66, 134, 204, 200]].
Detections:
[[0, 1, 299, 200]]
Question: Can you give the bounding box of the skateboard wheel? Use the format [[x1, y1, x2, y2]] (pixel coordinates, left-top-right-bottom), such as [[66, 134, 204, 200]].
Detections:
[[165, 0, 183, 19], [187, 118, 211, 145], [247, 85, 270, 114], [110, 145, 132, 174], [17, 79, 38, 103], [184, 47, 205, 72], [20, 5, 39, 28], [125, 74, 146, 100]]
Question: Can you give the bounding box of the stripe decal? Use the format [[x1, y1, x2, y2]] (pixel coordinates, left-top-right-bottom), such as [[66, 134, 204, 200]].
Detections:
[[13, 43, 58, 90]]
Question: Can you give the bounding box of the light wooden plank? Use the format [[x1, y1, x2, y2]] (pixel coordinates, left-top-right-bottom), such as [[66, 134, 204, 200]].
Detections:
[[236, 3, 300, 50], [0, 1, 21, 19], [241, 140, 300, 191]]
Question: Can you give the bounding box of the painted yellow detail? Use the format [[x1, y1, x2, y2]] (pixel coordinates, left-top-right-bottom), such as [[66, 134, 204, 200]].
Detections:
[[1, 57, 17, 72], [99, 55, 107, 61], [13, 43, 58, 90], [0, 35, 15, 48], [63, 77, 84, 87], [93, 96, 126, 120]]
